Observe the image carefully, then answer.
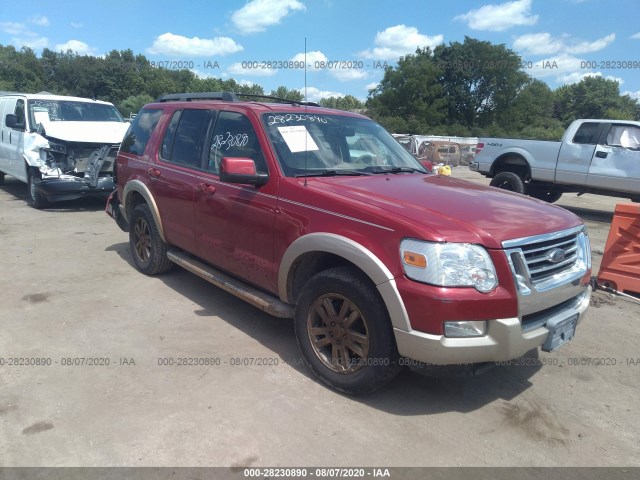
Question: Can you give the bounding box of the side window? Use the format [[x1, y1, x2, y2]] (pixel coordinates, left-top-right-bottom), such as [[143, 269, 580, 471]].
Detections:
[[14, 99, 26, 127], [120, 108, 162, 155], [208, 111, 267, 174], [160, 110, 182, 160], [163, 109, 212, 168], [606, 125, 640, 149], [572, 122, 601, 145]]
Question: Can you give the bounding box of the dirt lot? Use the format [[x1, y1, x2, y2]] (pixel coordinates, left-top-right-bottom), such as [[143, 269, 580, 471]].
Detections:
[[0, 171, 638, 469]]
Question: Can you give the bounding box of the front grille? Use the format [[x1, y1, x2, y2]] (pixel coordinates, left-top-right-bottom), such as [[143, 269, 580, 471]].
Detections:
[[519, 232, 579, 281]]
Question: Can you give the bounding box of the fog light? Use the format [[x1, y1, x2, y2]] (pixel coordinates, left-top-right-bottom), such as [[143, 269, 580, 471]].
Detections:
[[444, 320, 487, 338]]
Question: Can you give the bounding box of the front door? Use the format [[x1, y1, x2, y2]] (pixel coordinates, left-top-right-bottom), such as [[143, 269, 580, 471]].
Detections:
[[194, 110, 278, 293]]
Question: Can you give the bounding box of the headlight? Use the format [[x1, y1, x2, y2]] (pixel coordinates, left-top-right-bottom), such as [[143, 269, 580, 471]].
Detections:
[[400, 239, 498, 293], [577, 229, 592, 271]]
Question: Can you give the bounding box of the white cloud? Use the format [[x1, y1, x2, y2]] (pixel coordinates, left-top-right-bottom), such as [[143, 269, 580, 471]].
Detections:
[[291, 50, 327, 70], [514, 32, 615, 56], [365, 82, 379, 91], [55, 40, 96, 55], [526, 54, 625, 85], [227, 62, 277, 77], [0, 22, 48, 49], [360, 25, 443, 60], [71, 22, 83, 29], [455, 0, 538, 32], [558, 71, 623, 85], [29, 15, 50, 26], [631, 32, 640, 40], [299, 86, 345, 102], [623, 90, 640, 101], [331, 69, 368, 82], [147, 33, 243, 57], [231, 0, 305, 34]]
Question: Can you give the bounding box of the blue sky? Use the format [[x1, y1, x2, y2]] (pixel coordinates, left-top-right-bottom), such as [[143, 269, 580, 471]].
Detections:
[[1, 0, 639, 102]]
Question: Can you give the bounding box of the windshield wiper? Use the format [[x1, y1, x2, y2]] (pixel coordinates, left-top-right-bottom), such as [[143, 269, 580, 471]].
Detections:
[[367, 166, 426, 174], [294, 169, 373, 178]]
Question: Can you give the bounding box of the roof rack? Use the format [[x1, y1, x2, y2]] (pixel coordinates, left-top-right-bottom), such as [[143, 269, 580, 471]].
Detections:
[[236, 93, 320, 107], [156, 92, 239, 102], [155, 91, 320, 107]]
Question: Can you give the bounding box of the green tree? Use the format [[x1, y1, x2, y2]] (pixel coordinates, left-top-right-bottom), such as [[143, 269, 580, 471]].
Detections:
[[118, 93, 154, 117], [366, 47, 447, 133], [432, 37, 530, 128], [319, 95, 364, 111], [269, 86, 304, 102]]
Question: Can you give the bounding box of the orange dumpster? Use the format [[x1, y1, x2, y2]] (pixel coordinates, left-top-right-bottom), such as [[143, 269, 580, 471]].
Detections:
[[597, 202, 640, 295]]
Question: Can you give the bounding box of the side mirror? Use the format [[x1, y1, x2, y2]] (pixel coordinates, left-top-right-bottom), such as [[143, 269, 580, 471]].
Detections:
[[5, 114, 25, 131], [220, 157, 268, 186]]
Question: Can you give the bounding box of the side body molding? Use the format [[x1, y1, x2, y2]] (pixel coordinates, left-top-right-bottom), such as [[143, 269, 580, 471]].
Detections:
[[278, 233, 411, 331], [121, 180, 167, 242]]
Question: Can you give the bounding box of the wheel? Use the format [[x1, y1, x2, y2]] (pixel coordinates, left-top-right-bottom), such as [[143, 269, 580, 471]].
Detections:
[[129, 203, 173, 275], [27, 169, 49, 209], [528, 187, 563, 203], [294, 266, 401, 395], [489, 171, 525, 194]]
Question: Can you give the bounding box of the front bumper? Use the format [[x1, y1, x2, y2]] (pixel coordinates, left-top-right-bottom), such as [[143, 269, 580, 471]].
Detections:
[[394, 287, 591, 365], [37, 175, 114, 202]]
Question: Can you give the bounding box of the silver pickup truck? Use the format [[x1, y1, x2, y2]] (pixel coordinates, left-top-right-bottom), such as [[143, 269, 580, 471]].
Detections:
[[470, 119, 640, 203]]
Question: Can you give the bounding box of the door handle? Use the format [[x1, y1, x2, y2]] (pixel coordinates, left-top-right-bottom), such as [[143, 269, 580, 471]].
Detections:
[[198, 183, 216, 195], [148, 168, 161, 179], [595, 151, 608, 158]]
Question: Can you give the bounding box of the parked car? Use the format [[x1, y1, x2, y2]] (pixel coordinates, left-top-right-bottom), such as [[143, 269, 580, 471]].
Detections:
[[0, 92, 129, 208], [470, 119, 640, 203], [107, 92, 592, 394]]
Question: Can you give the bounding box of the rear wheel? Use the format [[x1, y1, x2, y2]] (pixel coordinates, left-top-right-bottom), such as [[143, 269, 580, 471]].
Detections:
[[294, 266, 401, 395], [528, 187, 563, 203], [129, 204, 173, 275], [489, 171, 525, 194], [27, 169, 49, 209]]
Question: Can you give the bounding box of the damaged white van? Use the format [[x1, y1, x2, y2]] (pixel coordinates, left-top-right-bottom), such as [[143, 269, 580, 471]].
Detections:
[[0, 92, 129, 208]]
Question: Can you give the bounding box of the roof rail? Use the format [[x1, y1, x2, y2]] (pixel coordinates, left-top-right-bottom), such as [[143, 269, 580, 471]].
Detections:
[[156, 91, 239, 102], [154, 91, 321, 107], [236, 93, 320, 107]]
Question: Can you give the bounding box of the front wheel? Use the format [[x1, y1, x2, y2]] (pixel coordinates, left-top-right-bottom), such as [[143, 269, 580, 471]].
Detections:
[[27, 169, 49, 209], [129, 204, 173, 275], [489, 171, 525, 194], [294, 267, 401, 395]]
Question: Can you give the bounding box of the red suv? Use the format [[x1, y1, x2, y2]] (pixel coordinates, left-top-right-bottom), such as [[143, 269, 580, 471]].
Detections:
[[107, 92, 592, 394]]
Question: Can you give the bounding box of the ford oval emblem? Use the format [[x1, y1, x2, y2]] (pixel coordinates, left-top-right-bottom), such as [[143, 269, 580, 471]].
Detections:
[[548, 248, 567, 263]]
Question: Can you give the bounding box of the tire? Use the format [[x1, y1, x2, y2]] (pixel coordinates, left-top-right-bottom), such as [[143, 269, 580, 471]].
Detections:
[[27, 169, 49, 209], [528, 187, 563, 203], [0, 172, 5, 186], [129, 203, 173, 275], [294, 266, 401, 395], [489, 171, 525, 194]]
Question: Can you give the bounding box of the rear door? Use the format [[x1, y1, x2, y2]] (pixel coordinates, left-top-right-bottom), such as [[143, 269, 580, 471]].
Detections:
[[587, 123, 640, 193], [151, 108, 214, 253]]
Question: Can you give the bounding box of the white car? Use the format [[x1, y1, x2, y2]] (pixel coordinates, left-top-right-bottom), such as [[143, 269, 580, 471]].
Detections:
[[0, 92, 129, 208]]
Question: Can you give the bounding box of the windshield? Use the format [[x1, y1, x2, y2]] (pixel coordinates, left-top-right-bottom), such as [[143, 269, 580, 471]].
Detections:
[[28, 99, 124, 129], [261, 113, 428, 177]]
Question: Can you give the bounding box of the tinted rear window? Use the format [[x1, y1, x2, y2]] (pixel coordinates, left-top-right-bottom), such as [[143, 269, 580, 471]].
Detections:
[[120, 108, 162, 155]]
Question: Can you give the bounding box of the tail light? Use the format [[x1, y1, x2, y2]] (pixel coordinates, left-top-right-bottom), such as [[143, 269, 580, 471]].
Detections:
[[475, 143, 485, 155]]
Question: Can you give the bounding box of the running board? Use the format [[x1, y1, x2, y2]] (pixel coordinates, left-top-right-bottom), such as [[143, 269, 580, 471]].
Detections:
[[166, 250, 294, 318]]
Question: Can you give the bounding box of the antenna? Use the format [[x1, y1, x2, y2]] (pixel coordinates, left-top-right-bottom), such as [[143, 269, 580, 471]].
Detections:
[[303, 37, 308, 187]]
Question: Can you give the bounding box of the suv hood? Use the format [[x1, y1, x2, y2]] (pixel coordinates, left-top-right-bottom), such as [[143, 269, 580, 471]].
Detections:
[[307, 174, 582, 248], [41, 121, 129, 144]]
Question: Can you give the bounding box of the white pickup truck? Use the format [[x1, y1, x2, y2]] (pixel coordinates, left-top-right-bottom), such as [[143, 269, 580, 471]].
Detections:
[[470, 119, 640, 203]]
